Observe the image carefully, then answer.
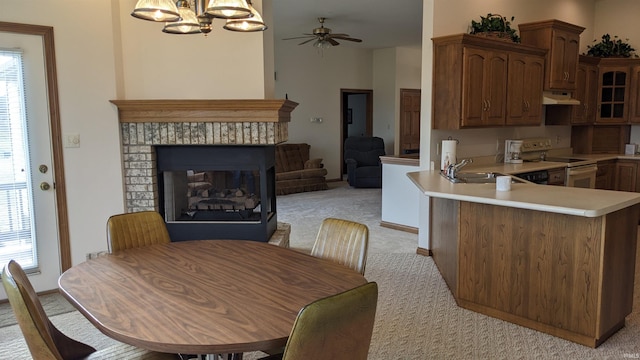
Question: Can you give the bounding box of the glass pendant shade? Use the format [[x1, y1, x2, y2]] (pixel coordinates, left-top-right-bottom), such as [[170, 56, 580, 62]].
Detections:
[[163, 1, 201, 34], [206, 0, 253, 19], [223, 3, 267, 32], [314, 39, 331, 49], [131, 0, 181, 22]]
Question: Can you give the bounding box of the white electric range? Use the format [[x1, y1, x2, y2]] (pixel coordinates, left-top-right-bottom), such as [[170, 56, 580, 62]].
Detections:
[[517, 138, 597, 188]]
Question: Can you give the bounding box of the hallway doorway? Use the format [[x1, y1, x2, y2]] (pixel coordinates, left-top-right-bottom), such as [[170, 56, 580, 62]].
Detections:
[[340, 89, 373, 177]]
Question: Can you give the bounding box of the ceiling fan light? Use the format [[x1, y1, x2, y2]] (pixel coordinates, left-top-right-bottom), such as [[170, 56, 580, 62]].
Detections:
[[223, 2, 267, 32], [313, 39, 331, 49], [206, 0, 253, 19], [163, 1, 201, 34], [131, 0, 181, 22]]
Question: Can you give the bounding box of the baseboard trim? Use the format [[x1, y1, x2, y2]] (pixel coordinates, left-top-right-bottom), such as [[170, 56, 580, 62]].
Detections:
[[416, 247, 431, 256], [380, 221, 418, 234]]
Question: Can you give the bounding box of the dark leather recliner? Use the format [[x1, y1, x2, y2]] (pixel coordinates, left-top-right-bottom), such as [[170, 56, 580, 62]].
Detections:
[[344, 136, 385, 188]]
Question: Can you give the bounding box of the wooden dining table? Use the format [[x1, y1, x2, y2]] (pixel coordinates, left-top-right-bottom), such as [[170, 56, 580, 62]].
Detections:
[[58, 240, 367, 355]]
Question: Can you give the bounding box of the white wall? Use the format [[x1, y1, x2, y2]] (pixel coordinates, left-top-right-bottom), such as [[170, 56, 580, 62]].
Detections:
[[273, 40, 373, 179], [115, 1, 268, 99], [372, 48, 396, 155]]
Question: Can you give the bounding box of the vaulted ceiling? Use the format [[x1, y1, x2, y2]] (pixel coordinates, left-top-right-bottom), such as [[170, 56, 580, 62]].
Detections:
[[271, 0, 424, 50]]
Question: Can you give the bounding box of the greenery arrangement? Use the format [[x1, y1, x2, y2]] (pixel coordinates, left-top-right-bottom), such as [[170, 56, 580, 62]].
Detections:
[[586, 34, 637, 58], [469, 13, 520, 43]]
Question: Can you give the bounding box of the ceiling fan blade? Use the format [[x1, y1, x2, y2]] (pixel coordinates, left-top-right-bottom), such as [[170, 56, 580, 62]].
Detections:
[[298, 38, 318, 45], [327, 38, 340, 46], [330, 36, 362, 43], [283, 35, 315, 40]]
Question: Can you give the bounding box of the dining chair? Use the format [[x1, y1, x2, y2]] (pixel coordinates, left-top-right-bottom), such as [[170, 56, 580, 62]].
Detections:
[[310, 217, 369, 275], [1, 260, 179, 360], [260, 281, 378, 360], [107, 211, 171, 253]]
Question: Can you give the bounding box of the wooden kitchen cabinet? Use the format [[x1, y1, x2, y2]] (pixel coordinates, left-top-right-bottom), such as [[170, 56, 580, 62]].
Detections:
[[572, 56, 600, 124], [519, 20, 584, 91], [596, 61, 631, 124], [615, 159, 638, 192], [506, 52, 545, 125], [432, 34, 545, 129], [570, 124, 630, 154], [629, 63, 640, 123], [545, 55, 600, 126], [595, 159, 616, 190]]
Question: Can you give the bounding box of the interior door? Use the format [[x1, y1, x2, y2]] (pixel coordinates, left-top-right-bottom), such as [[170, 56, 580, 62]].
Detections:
[[0, 24, 66, 298], [399, 89, 420, 154]]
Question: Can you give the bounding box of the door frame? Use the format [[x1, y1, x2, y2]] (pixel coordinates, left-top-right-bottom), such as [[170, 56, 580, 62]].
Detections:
[[0, 22, 71, 271], [340, 89, 373, 177]]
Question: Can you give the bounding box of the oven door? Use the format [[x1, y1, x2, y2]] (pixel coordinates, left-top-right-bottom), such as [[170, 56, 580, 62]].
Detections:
[[566, 164, 597, 188]]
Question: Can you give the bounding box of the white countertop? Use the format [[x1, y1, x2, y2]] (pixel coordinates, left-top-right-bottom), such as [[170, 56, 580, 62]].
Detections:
[[407, 170, 640, 217]]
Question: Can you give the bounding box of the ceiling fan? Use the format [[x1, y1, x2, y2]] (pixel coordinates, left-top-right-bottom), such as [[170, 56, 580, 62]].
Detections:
[[283, 17, 363, 47]]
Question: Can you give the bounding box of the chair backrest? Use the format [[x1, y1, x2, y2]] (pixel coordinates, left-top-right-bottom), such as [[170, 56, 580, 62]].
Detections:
[[281, 282, 378, 360], [344, 136, 386, 167], [1, 260, 96, 360], [311, 218, 369, 275], [107, 211, 171, 253]]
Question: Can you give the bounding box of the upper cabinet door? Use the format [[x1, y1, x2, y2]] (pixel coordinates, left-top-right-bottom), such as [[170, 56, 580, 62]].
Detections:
[[519, 20, 585, 92], [506, 53, 544, 125], [461, 48, 507, 127], [596, 64, 630, 124], [629, 64, 640, 123], [548, 29, 580, 90]]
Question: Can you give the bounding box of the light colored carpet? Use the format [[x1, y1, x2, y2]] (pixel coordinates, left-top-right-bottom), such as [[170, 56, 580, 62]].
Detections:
[[1, 182, 639, 359]]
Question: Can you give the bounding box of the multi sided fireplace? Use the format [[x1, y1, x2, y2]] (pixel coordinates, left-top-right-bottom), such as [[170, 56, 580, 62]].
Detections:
[[157, 145, 276, 242], [109, 99, 297, 244]]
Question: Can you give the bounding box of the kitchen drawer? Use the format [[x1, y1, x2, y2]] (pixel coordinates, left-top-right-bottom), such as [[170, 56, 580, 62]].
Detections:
[[547, 167, 566, 186]]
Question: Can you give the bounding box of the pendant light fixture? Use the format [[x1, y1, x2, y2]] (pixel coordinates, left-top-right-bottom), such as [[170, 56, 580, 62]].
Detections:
[[131, 0, 181, 22], [223, 0, 267, 32], [131, 0, 267, 35], [205, 0, 252, 19], [163, 0, 201, 34]]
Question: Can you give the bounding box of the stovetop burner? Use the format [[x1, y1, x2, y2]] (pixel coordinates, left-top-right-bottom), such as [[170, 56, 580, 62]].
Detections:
[[544, 157, 587, 163]]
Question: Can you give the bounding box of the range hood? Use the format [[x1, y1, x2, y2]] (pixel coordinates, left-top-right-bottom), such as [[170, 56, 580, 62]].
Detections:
[[542, 91, 581, 105]]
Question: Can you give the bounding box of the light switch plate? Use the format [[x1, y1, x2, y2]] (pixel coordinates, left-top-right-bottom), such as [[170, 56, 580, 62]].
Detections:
[[64, 133, 80, 148]]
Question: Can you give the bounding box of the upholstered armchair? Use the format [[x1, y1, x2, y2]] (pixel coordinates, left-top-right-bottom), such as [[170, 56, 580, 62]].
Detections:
[[344, 136, 386, 188]]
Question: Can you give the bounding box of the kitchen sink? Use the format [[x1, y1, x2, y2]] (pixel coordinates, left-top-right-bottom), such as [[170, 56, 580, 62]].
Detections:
[[441, 172, 527, 184]]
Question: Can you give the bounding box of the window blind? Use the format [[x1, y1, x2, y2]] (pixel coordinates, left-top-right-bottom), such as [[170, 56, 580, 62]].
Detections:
[[0, 48, 38, 271]]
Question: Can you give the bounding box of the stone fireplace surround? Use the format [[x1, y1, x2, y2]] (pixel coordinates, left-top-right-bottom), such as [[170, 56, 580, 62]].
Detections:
[[109, 99, 298, 246]]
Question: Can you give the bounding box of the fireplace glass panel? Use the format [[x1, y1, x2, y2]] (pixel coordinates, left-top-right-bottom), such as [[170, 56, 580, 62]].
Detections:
[[163, 169, 266, 222]]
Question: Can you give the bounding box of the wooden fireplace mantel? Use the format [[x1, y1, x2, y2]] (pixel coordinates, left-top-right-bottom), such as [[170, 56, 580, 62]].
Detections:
[[109, 99, 299, 123]]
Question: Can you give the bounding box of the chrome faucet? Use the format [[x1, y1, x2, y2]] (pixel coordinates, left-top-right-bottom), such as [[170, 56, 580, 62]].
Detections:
[[446, 158, 473, 179]]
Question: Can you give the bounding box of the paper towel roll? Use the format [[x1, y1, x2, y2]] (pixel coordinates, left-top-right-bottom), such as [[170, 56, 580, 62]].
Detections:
[[441, 140, 457, 171]]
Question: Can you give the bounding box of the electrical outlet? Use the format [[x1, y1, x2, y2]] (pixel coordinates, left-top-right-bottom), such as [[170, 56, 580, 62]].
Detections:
[[436, 143, 440, 155]]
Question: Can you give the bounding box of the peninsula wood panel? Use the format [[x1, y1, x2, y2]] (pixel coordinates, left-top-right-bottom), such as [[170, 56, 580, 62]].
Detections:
[[599, 205, 638, 338], [458, 202, 601, 337], [449, 201, 639, 347], [430, 197, 459, 296]]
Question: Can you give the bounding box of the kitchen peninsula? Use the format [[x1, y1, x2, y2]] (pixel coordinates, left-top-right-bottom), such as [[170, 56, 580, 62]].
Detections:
[[408, 170, 640, 347]]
